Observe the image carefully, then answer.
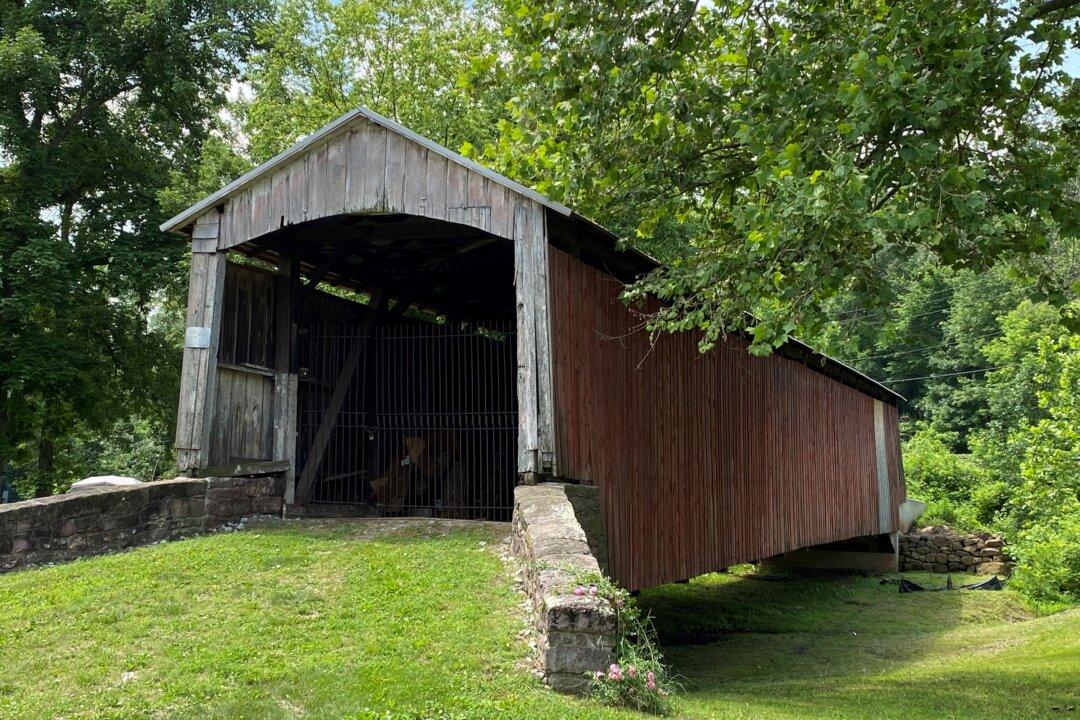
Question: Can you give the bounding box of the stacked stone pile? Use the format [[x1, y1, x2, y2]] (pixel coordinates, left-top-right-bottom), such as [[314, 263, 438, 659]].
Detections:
[[899, 525, 1013, 576]]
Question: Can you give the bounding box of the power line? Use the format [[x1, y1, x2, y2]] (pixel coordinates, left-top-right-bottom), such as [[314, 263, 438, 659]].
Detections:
[[883, 365, 1010, 383], [837, 302, 951, 326], [832, 286, 953, 321], [841, 331, 1004, 362], [830, 273, 1009, 323]]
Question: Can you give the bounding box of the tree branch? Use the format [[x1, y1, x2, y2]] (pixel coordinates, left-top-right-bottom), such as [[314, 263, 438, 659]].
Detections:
[[1029, 0, 1080, 20], [1005, 0, 1080, 37]]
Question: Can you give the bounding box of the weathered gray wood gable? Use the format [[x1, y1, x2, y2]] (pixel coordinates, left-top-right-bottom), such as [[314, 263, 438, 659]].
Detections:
[[164, 107, 563, 491]]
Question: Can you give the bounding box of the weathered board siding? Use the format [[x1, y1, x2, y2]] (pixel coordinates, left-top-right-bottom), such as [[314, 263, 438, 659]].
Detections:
[[209, 367, 274, 465], [200, 115, 552, 475], [547, 246, 904, 591], [214, 119, 531, 251], [175, 212, 226, 471]]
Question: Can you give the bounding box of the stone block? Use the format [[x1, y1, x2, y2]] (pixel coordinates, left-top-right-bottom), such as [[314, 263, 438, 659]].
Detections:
[[544, 643, 616, 675], [73, 514, 105, 533], [168, 499, 191, 518], [254, 496, 283, 515], [546, 672, 593, 694]]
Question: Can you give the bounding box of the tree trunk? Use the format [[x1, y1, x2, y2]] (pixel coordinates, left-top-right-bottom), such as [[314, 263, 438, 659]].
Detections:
[[35, 436, 54, 497]]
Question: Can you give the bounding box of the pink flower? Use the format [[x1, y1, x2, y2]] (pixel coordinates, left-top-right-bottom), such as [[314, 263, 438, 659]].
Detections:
[[646, 679, 657, 690], [573, 586, 586, 596], [588, 585, 599, 596], [593, 670, 604, 680], [646, 670, 655, 683], [607, 663, 623, 681], [626, 665, 638, 678]]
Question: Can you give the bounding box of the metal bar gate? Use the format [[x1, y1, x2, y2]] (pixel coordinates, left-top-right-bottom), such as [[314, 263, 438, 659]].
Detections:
[[296, 320, 517, 520]]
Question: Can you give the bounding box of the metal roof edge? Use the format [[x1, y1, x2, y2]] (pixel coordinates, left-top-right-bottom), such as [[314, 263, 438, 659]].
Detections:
[[781, 335, 906, 403], [160, 106, 571, 234]]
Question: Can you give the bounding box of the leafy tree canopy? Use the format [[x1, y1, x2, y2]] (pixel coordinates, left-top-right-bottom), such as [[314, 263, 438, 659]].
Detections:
[[239, 0, 510, 163], [0, 0, 267, 492], [487, 0, 1080, 353]]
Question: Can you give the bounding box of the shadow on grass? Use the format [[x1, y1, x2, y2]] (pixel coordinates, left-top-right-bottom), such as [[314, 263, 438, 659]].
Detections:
[[637, 569, 1003, 645], [637, 570, 1078, 720]]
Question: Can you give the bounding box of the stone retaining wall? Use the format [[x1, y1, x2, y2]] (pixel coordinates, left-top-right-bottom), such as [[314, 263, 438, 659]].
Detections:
[[899, 525, 1013, 575], [0, 475, 284, 572], [511, 482, 617, 694]]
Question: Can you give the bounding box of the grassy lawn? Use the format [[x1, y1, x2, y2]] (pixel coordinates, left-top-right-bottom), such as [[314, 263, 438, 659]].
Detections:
[[639, 570, 1080, 720], [0, 520, 1076, 719]]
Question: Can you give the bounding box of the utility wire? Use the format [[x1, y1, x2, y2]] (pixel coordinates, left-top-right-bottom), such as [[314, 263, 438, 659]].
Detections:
[[832, 286, 953, 321], [837, 302, 952, 325], [830, 275, 998, 322], [840, 331, 1004, 362], [883, 365, 1010, 383]]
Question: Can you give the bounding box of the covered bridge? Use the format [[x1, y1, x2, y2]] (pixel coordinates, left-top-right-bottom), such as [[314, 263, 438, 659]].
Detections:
[[163, 108, 908, 590]]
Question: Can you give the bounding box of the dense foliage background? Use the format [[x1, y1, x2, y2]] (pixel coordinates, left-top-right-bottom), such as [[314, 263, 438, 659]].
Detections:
[[1, 0, 1077, 602]]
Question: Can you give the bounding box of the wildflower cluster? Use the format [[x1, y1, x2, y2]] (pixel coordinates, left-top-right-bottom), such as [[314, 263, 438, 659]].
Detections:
[[571, 573, 676, 714]]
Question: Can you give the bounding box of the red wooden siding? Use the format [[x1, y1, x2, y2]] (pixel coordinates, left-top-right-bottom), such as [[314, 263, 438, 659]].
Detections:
[[547, 246, 904, 590]]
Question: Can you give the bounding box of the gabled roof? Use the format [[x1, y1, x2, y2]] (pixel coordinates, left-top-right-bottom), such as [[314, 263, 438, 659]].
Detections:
[[161, 106, 571, 234], [161, 107, 903, 404]]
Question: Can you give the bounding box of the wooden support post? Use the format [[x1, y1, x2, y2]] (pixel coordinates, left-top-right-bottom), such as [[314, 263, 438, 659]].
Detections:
[[293, 288, 385, 503], [175, 211, 227, 472], [273, 247, 299, 503], [513, 200, 555, 476]]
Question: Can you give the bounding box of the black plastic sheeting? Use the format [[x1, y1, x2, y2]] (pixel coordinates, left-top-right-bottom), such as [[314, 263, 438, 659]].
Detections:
[[897, 575, 1006, 593]]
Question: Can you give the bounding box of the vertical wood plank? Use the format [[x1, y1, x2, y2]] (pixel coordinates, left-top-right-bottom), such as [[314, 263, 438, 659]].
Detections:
[[308, 142, 330, 219], [403, 143, 427, 216], [269, 168, 289, 232], [324, 134, 348, 216], [361, 124, 388, 211], [466, 170, 492, 232], [287, 152, 308, 224], [425, 152, 448, 222], [175, 212, 227, 471], [446, 162, 468, 225], [273, 248, 298, 502], [513, 200, 539, 474], [249, 178, 272, 238], [383, 130, 407, 212], [344, 126, 366, 213]]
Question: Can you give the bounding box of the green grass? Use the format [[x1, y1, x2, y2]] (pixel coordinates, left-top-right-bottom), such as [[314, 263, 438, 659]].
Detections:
[[0, 520, 1076, 720], [0, 520, 625, 720], [638, 568, 1080, 720]]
